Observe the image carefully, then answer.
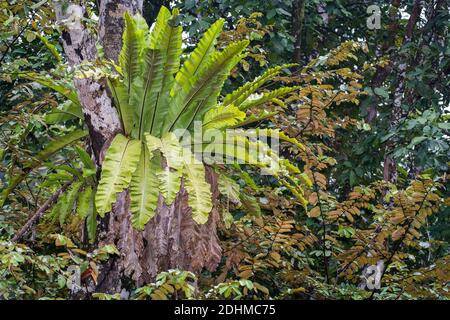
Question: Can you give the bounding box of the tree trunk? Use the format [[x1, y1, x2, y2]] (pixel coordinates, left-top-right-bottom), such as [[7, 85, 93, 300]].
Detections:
[[383, 0, 422, 183], [55, 0, 222, 296], [292, 0, 305, 63], [366, 0, 401, 124]]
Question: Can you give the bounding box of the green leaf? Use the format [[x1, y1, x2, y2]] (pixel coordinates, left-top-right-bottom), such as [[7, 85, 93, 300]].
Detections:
[[232, 110, 278, 128], [148, 6, 172, 49], [183, 158, 212, 224], [17, 72, 80, 106], [95, 134, 142, 216], [218, 175, 241, 206], [35, 32, 61, 61], [437, 123, 450, 130], [119, 11, 147, 95], [130, 145, 160, 229], [59, 181, 83, 226], [148, 132, 184, 204], [131, 49, 164, 139], [108, 78, 135, 135], [45, 101, 83, 124], [150, 8, 183, 136], [173, 19, 224, 93], [74, 146, 96, 171], [239, 86, 300, 111], [32, 130, 88, 164], [240, 193, 261, 217], [202, 105, 246, 130], [374, 87, 389, 99], [223, 64, 296, 107], [410, 136, 427, 146], [86, 193, 98, 243], [77, 185, 93, 219], [0, 129, 88, 207], [163, 40, 248, 133]]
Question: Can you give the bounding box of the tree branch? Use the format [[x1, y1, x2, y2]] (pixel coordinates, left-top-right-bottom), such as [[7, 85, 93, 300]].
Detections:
[[12, 181, 73, 243]]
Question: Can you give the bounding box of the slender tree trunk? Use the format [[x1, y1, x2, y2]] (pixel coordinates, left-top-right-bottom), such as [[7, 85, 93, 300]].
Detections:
[[55, 0, 221, 296], [383, 0, 422, 183], [292, 0, 305, 63], [366, 0, 401, 124]]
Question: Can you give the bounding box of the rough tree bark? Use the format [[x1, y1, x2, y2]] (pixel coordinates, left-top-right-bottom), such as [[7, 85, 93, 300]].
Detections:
[[55, 0, 221, 296]]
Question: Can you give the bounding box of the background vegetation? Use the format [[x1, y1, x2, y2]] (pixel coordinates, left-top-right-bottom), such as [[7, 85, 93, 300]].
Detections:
[[0, 0, 449, 299]]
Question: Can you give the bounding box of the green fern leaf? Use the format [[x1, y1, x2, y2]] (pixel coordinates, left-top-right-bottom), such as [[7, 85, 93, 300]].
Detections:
[[74, 146, 96, 171], [240, 193, 261, 217], [77, 185, 93, 219], [148, 6, 171, 49], [150, 8, 183, 136], [239, 86, 300, 111], [131, 48, 164, 139], [86, 191, 97, 243], [202, 105, 246, 130], [222, 64, 296, 107], [108, 78, 135, 135], [87, 208, 97, 242], [183, 158, 212, 224], [147, 132, 184, 204], [119, 11, 146, 95], [130, 145, 160, 229], [95, 134, 141, 216], [174, 19, 224, 94], [232, 110, 278, 128], [218, 175, 241, 206], [163, 40, 248, 133], [17, 71, 80, 106], [59, 180, 83, 226], [45, 100, 83, 124]]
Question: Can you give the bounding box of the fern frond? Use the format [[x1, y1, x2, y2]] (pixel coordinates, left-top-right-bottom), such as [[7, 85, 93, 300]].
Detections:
[[232, 110, 278, 128], [108, 78, 135, 135], [174, 19, 224, 93], [76, 185, 97, 242], [150, 8, 183, 136], [45, 101, 83, 124], [119, 12, 146, 95], [130, 145, 160, 229], [163, 40, 248, 133], [59, 181, 83, 226], [222, 63, 296, 107], [255, 128, 305, 151], [183, 151, 212, 224], [158, 133, 183, 204], [130, 48, 164, 139], [239, 86, 300, 111], [202, 104, 246, 130], [144, 132, 183, 204], [77, 185, 93, 219], [148, 6, 171, 49], [95, 134, 141, 216]]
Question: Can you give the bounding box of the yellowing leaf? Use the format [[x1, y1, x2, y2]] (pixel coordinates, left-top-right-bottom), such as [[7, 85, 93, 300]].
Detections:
[[308, 206, 321, 218]]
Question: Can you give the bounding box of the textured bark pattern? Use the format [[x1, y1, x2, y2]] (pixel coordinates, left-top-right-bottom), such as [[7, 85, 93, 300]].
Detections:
[[54, 2, 123, 161], [99, 0, 144, 62], [97, 166, 222, 292]]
